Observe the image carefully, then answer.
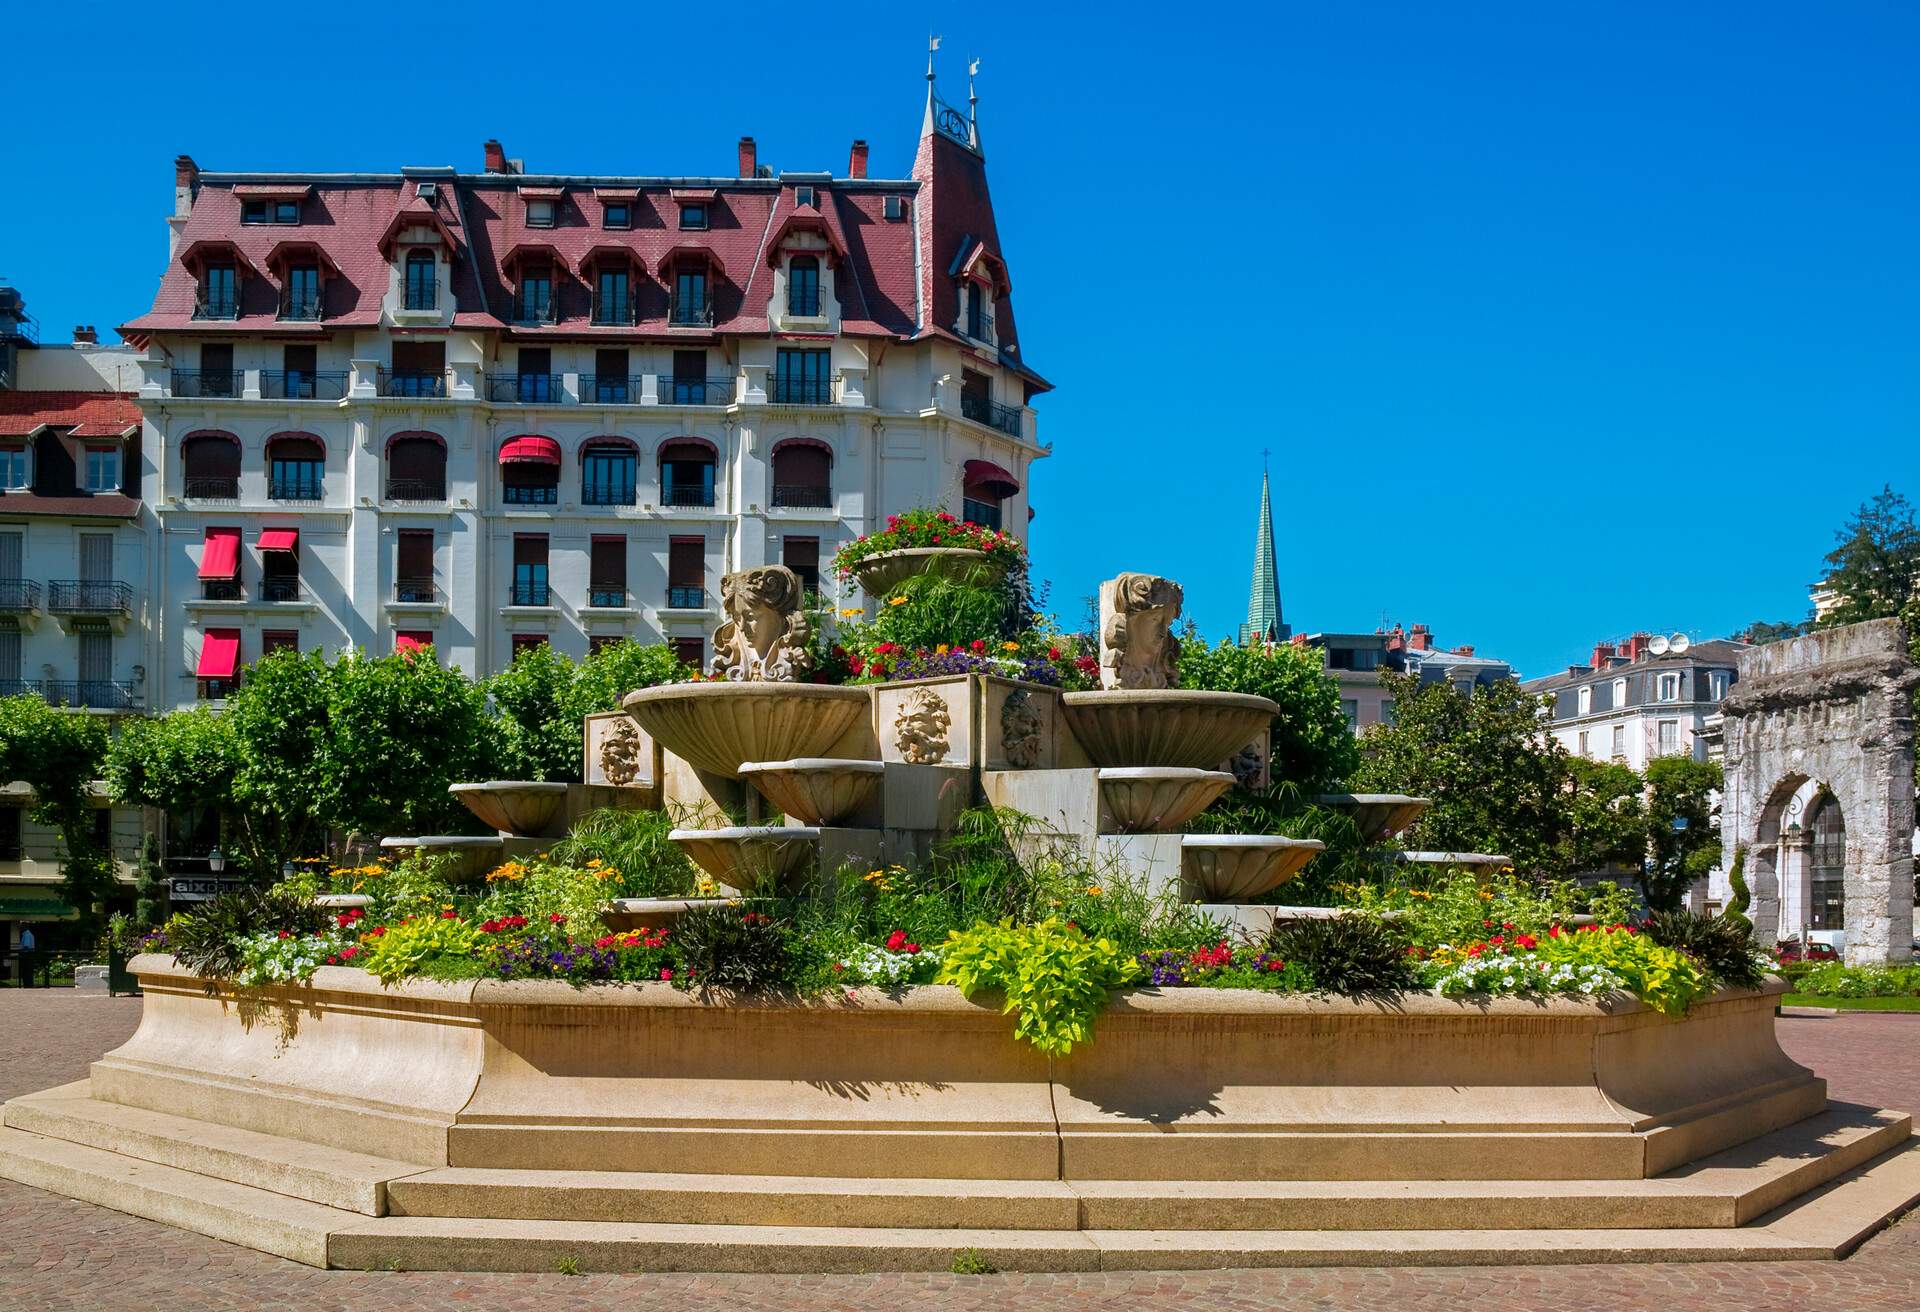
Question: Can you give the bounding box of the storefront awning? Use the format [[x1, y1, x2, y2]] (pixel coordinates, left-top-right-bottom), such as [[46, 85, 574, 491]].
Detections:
[[258, 528, 298, 553], [195, 631, 240, 679], [197, 528, 241, 579], [499, 435, 561, 466], [962, 458, 1019, 498]]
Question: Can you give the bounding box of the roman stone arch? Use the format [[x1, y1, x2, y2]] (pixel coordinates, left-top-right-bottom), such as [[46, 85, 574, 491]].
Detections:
[[1720, 619, 1918, 964]]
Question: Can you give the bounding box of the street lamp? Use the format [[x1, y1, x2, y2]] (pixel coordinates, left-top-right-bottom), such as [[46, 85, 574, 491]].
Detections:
[[207, 848, 226, 874]]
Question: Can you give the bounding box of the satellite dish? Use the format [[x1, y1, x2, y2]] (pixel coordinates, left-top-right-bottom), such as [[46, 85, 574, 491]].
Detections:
[[1648, 635, 1670, 656], [1670, 633, 1691, 654]]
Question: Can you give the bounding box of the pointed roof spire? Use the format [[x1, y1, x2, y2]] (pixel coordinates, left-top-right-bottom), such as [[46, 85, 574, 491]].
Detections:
[[1242, 456, 1288, 646]]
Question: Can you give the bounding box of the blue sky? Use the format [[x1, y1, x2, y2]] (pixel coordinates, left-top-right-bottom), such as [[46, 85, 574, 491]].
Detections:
[[3, 1, 1912, 677]]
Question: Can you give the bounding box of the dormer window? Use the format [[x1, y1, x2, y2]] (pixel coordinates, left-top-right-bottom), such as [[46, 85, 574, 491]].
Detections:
[[964, 282, 990, 341], [242, 199, 300, 225], [679, 203, 708, 231], [515, 267, 555, 324], [526, 198, 556, 228], [603, 201, 631, 230], [883, 195, 906, 221], [404, 250, 436, 311], [0, 447, 30, 491], [795, 185, 815, 209], [788, 255, 820, 317], [198, 264, 239, 320], [281, 265, 321, 320], [84, 446, 121, 494]]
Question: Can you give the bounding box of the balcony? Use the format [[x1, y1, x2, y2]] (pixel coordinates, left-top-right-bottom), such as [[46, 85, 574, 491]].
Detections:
[[197, 677, 241, 701], [666, 585, 706, 610], [965, 307, 995, 343], [662, 483, 715, 509], [41, 680, 140, 711], [961, 392, 1023, 437], [487, 373, 561, 404], [503, 483, 558, 506], [262, 370, 348, 401], [386, 478, 446, 503], [183, 476, 240, 500], [509, 580, 551, 607], [771, 375, 832, 406], [47, 580, 133, 617], [582, 374, 640, 405], [582, 482, 636, 507], [772, 484, 832, 509], [380, 368, 446, 398], [589, 586, 627, 609], [669, 293, 715, 327], [403, 277, 438, 312], [279, 293, 323, 322], [512, 294, 557, 326], [193, 293, 240, 321], [394, 577, 436, 604], [268, 475, 323, 502], [591, 294, 638, 326], [0, 580, 41, 613], [172, 370, 242, 399], [259, 578, 302, 602], [667, 375, 733, 406], [200, 578, 243, 602]]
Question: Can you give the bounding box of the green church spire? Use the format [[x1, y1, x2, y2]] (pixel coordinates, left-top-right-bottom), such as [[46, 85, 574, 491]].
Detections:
[[1241, 460, 1287, 645]]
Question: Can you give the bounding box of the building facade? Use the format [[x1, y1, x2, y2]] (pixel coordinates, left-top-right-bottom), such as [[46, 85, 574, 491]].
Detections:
[[121, 89, 1046, 707], [1298, 623, 1515, 733], [1524, 632, 1746, 769]]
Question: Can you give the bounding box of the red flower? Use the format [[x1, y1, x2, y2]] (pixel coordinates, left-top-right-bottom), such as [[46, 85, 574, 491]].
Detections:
[[885, 930, 908, 951], [659, 967, 674, 980], [341, 946, 359, 960], [440, 909, 458, 919], [848, 656, 866, 675], [278, 930, 291, 939], [550, 913, 566, 924], [905, 943, 920, 954], [1515, 934, 1538, 950], [875, 641, 896, 655], [970, 639, 987, 653], [1048, 647, 1062, 661]]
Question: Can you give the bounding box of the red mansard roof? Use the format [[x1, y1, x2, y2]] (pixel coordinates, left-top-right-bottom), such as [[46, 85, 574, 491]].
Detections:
[[0, 391, 141, 440]]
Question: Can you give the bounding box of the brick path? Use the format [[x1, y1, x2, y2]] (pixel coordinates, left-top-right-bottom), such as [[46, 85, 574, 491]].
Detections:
[[1, 989, 1917, 1311]]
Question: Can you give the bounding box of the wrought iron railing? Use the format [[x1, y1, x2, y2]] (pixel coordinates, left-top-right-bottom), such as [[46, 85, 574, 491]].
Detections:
[[582, 374, 639, 404], [380, 369, 446, 398], [197, 677, 241, 701], [772, 484, 832, 509], [46, 581, 133, 615], [42, 680, 139, 710], [591, 293, 637, 326], [668, 375, 733, 405], [582, 481, 636, 507], [0, 580, 40, 611], [487, 373, 561, 404], [772, 375, 832, 405], [394, 576, 436, 603], [200, 578, 243, 601], [961, 392, 1022, 436], [788, 287, 822, 317], [269, 474, 323, 501], [588, 586, 627, 609], [661, 483, 715, 508], [403, 277, 438, 312], [172, 370, 242, 399], [259, 578, 302, 602], [512, 293, 557, 325], [666, 585, 706, 609], [279, 293, 323, 321], [962, 498, 1003, 531], [965, 305, 995, 342], [261, 370, 348, 401], [669, 292, 715, 326], [503, 482, 558, 505], [509, 580, 551, 607], [193, 293, 240, 321], [386, 478, 446, 503], [183, 476, 240, 500], [0, 679, 33, 700]]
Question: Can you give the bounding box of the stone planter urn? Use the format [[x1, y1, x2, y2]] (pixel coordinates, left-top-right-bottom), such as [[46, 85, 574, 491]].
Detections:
[[851, 547, 1009, 598], [448, 782, 569, 838], [739, 758, 885, 826], [1180, 835, 1326, 901], [669, 826, 823, 896], [1061, 690, 1277, 771], [1097, 767, 1235, 833], [1316, 793, 1432, 844], [623, 683, 870, 780], [378, 834, 508, 881]]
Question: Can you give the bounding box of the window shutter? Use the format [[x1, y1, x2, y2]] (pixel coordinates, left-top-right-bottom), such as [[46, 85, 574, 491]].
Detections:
[[396, 530, 433, 578], [667, 537, 703, 587], [513, 535, 549, 567], [591, 536, 626, 587]]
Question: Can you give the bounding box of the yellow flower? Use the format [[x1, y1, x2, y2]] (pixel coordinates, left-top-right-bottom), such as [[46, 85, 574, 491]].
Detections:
[[887, 595, 909, 607], [935, 644, 950, 655], [1084, 885, 1103, 897], [838, 607, 863, 618], [586, 858, 603, 868], [1001, 641, 1020, 652]]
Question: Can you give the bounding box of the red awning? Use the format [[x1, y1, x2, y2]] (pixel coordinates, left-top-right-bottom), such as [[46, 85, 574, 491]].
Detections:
[[195, 631, 241, 678], [197, 528, 241, 580], [962, 459, 1020, 498], [499, 435, 561, 466], [258, 528, 298, 553]]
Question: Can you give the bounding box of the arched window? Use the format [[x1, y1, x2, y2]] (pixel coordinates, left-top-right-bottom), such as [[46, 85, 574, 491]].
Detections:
[[1808, 793, 1846, 933], [387, 432, 446, 502], [266, 434, 324, 501], [181, 431, 240, 500], [659, 439, 716, 508], [404, 250, 436, 311], [582, 439, 637, 506], [499, 435, 560, 506], [788, 255, 820, 317], [770, 439, 831, 508]]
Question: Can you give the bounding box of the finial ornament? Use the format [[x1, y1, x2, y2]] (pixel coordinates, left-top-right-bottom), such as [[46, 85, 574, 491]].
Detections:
[[927, 33, 942, 82]]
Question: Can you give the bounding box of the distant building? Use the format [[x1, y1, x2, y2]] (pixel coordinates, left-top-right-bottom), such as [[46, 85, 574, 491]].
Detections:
[[1299, 623, 1514, 733], [1523, 632, 1747, 769]]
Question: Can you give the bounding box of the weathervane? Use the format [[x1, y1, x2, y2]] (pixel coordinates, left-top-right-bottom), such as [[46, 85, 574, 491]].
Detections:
[[927, 33, 941, 83]]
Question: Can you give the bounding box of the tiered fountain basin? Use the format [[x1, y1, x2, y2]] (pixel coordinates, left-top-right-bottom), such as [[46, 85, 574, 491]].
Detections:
[[740, 758, 885, 826], [1061, 690, 1277, 770], [622, 683, 870, 780], [1180, 834, 1326, 901], [602, 898, 735, 932], [852, 546, 1009, 596], [1097, 767, 1235, 833], [669, 825, 823, 896], [379, 835, 507, 881], [1393, 850, 1514, 877], [7, 955, 1911, 1273], [449, 782, 570, 838], [1318, 792, 1432, 843]]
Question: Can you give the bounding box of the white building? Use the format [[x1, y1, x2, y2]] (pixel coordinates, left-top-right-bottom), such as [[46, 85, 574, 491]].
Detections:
[[1523, 632, 1748, 770], [121, 90, 1047, 706]]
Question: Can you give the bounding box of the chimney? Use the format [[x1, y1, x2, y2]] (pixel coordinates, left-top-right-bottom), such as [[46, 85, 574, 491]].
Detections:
[[173, 154, 198, 218], [1590, 641, 1616, 668], [738, 136, 757, 178], [72, 325, 96, 346], [1625, 631, 1653, 661], [483, 139, 509, 173], [848, 139, 869, 179], [1452, 645, 1475, 657], [1408, 624, 1433, 653]]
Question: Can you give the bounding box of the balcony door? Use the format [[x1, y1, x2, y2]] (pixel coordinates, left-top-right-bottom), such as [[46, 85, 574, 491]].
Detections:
[[0, 531, 20, 583], [80, 533, 112, 583], [78, 625, 111, 688], [0, 621, 19, 689]]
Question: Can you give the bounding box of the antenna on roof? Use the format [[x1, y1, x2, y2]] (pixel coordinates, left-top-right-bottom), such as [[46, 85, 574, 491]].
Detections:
[[1648, 635, 1670, 657], [1670, 633, 1691, 654]]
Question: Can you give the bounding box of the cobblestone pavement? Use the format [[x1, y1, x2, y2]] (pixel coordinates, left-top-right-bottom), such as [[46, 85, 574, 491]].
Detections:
[[1, 989, 1917, 1311]]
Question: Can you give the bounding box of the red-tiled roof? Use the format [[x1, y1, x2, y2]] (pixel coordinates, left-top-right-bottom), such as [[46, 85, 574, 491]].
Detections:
[[0, 391, 141, 439]]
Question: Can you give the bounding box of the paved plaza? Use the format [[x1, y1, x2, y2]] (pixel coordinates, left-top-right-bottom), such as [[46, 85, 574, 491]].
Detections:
[[1, 988, 1916, 1311]]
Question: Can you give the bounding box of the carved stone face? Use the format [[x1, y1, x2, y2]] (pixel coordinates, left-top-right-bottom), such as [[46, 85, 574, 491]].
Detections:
[[1100, 572, 1185, 691], [710, 565, 814, 682]]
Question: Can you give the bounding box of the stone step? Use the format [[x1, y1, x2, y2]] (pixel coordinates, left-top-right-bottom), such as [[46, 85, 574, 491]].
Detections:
[[0, 1124, 347, 1266], [2, 1082, 426, 1215]]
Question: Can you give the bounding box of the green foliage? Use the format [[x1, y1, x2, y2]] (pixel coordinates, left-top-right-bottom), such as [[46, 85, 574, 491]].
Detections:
[[0, 696, 111, 925], [671, 905, 790, 990], [830, 507, 1026, 582], [134, 833, 167, 928], [1178, 638, 1358, 794], [360, 915, 482, 985], [1643, 910, 1766, 989], [949, 1248, 997, 1275], [473, 855, 622, 938], [863, 573, 1021, 653], [1793, 963, 1920, 999], [105, 706, 238, 821], [1262, 915, 1417, 998], [936, 916, 1140, 1055], [1559, 758, 1648, 875], [324, 649, 493, 837], [1814, 484, 1919, 628], [1341, 868, 1636, 949], [485, 641, 688, 782], [1739, 619, 1808, 645], [1722, 844, 1753, 933], [166, 885, 329, 981], [549, 808, 699, 899], [1536, 927, 1712, 1017], [1641, 756, 1722, 912]]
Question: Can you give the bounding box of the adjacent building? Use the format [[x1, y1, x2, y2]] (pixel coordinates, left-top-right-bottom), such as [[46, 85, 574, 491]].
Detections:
[[120, 82, 1045, 707], [1523, 632, 1747, 768], [1299, 624, 1515, 733]]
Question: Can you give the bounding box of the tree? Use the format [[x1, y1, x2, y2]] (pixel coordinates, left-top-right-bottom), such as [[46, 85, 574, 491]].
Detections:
[[1559, 758, 1648, 875], [1816, 485, 1920, 627], [1642, 756, 1722, 912], [487, 640, 687, 783], [327, 649, 493, 838], [1354, 672, 1570, 874], [0, 697, 111, 927], [1737, 619, 1806, 645], [1178, 638, 1359, 795]]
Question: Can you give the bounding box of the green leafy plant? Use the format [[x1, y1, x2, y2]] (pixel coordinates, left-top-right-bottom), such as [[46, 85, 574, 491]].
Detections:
[[671, 905, 792, 991], [950, 1247, 997, 1275], [167, 885, 329, 981], [1262, 915, 1417, 998], [0, 695, 111, 927], [1536, 927, 1711, 1017], [134, 832, 168, 928], [830, 507, 1026, 582], [550, 808, 699, 899], [1722, 845, 1752, 933], [1178, 637, 1358, 794], [1792, 963, 1920, 999], [359, 915, 482, 986], [936, 916, 1140, 1054], [1643, 910, 1766, 989]]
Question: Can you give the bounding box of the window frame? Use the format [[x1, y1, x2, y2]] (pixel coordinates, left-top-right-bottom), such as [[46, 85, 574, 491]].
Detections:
[[581, 445, 637, 507], [678, 202, 708, 231], [787, 255, 821, 317], [83, 446, 121, 494], [0, 446, 30, 491], [602, 201, 631, 230], [525, 198, 557, 229]]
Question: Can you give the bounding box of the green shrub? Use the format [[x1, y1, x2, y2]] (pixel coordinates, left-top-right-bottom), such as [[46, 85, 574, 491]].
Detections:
[[936, 916, 1140, 1055], [168, 885, 328, 981], [672, 905, 792, 991], [1722, 845, 1752, 934], [550, 808, 699, 899], [360, 915, 482, 985], [950, 1247, 997, 1275], [1643, 910, 1766, 989], [1794, 963, 1920, 999], [1262, 915, 1417, 998], [1536, 927, 1711, 1016]]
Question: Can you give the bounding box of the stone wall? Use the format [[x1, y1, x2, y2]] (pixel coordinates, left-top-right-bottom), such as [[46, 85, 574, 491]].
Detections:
[[1720, 618, 1918, 964]]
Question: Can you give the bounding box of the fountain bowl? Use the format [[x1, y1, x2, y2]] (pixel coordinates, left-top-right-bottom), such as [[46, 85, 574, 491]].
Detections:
[[1317, 793, 1432, 843], [1061, 690, 1277, 770], [851, 547, 1009, 597], [379, 834, 508, 881], [739, 758, 885, 826], [623, 682, 871, 780], [1180, 835, 1326, 902], [448, 782, 569, 838], [669, 825, 823, 896], [1098, 767, 1235, 833], [602, 898, 738, 932]]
